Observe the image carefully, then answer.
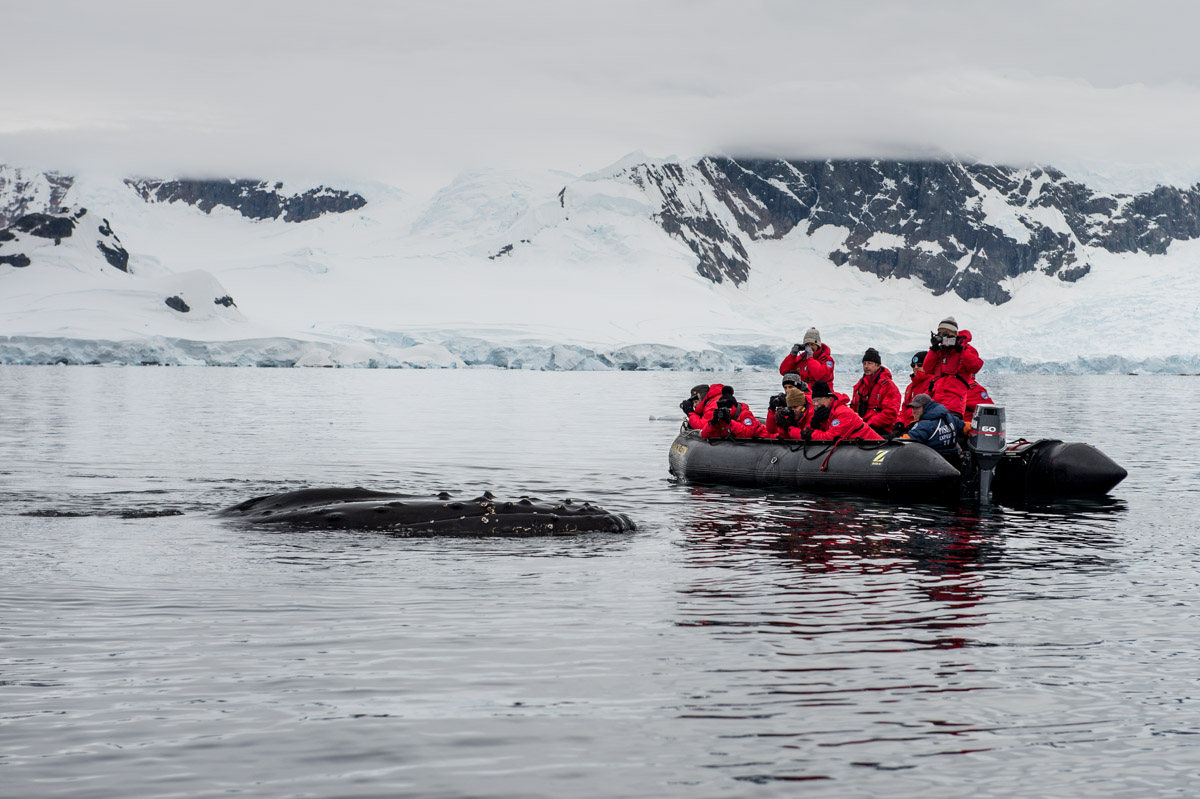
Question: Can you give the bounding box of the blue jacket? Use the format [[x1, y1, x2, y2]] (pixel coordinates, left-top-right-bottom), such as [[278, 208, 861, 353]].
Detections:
[[905, 400, 963, 452]]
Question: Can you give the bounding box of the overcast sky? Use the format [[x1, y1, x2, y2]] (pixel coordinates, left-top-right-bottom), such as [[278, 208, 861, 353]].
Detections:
[[6, 0, 1200, 191]]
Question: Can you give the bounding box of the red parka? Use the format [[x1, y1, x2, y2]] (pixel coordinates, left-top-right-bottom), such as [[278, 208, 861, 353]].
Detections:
[[964, 378, 995, 425], [778, 343, 836, 388], [902, 371, 934, 424], [701, 402, 769, 439], [687, 384, 726, 429], [922, 330, 984, 416], [851, 366, 901, 433], [809, 393, 884, 441], [764, 402, 814, 439]]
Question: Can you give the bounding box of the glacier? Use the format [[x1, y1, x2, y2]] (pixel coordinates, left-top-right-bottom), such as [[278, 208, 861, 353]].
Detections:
[[1, 157, 1198, 374]]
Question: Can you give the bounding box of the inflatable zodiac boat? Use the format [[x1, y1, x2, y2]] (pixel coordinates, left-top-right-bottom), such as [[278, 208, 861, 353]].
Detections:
[[668, 405, 1127, 503]]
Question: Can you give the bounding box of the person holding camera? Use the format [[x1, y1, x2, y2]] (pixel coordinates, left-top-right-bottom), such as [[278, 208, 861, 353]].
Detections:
[[798, 381, 884, 442], [765, 375, 813, 439], [700, 386, 768, 439], [777, 327, 836, 388], [680, 383, 716, 429], [921, 316, 983, 419], [851, 348, 901, 437]]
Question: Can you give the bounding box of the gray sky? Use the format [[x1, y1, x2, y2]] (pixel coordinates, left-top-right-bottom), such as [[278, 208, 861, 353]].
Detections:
[[5, 0, 1200, 190]]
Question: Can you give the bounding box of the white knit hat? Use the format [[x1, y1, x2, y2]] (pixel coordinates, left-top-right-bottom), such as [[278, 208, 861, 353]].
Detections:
[[802, 327, 821, 345], [938, 316, 958, 334]]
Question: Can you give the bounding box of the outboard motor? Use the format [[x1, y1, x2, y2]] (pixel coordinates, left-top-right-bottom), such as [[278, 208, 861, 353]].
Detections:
[[968, 404, 1006, 503]]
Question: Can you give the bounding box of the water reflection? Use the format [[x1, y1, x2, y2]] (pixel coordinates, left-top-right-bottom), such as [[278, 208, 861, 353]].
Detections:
[[667, 485, 1138, 783]]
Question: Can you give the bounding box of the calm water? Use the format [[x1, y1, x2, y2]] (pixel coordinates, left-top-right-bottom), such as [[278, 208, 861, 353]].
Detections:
[[1, 366, 1198, 798]]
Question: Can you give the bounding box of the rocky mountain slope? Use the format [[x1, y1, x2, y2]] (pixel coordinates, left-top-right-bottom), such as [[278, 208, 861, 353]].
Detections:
[[1, 156, 1198, 371], [601, 158, 1200, 304], [124, 178, 367, 222]]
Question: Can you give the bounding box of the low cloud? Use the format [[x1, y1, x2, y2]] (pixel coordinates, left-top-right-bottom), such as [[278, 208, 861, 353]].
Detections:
[[6, 0, 1200, 191]]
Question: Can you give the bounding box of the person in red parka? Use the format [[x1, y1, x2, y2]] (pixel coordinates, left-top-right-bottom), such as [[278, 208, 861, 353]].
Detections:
[[850, 347, 902, 436], [922, 316, 984, 418], [902, 352, 934, 427], [681, 383, 716, 429], [765, 382, 813, 439], [778, 327, 836, 388], [963, 376, 995, 426], [800, 381, 884, 441], [701, 386, 769, 439]]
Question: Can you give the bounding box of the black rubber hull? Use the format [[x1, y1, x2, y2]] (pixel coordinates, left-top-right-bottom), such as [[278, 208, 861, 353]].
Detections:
[[669, 432, 962, 501], [993, 439, 1128, 499], [218, 488, 635, 536], [669, 431, 1127, 502]]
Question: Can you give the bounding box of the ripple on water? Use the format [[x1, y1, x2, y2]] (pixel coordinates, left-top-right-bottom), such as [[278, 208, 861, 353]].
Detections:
[[0, 368, 1198, 798]]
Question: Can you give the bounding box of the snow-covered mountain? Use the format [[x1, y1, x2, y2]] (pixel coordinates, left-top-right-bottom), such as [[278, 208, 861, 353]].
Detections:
[[1, 157, 1198, 373]]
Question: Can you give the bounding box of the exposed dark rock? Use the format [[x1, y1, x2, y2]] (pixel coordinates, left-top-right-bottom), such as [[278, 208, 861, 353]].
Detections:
[[165, 296, 190, 313], [97, 241, 129, 272], [124, 178, 367, 222], [620, 157, 1200, 304], [0, 229, 14, 242], [489, 244, 514, 260], [0, 254, 31, 268], [626, 161, 751, 284], [12, 213, 76, 241], [0, 168, 74, 228], [214, 295, 236, 307]]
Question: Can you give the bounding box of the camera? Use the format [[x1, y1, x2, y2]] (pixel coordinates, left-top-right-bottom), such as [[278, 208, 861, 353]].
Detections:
[[714, 406, 732, 423], [768, 392, 786, 411], [774, 407, 796, 426], [932, 331, 958, 349]]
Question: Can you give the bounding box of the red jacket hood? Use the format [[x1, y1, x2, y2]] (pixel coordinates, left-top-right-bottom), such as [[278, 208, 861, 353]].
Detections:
[[697, 383, 726, 413]]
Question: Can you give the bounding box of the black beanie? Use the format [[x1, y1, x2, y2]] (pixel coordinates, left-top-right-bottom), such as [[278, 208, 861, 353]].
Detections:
[[690, 384, 710, 399], [862, 348, 881, 364], [810, 380, 833, 399]]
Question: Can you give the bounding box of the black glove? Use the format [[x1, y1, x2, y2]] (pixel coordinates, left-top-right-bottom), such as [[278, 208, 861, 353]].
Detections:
[[930, 331, 940, 349], [800, 428, 813, 440], [790, 343, 802, 356], [811, 405, 831, 427], [680, 398, 695, 415], [774, 407, 794, 427], [892, 421, 907, 435], [768, 392, 786, 411], [953, 342, 963, 352]]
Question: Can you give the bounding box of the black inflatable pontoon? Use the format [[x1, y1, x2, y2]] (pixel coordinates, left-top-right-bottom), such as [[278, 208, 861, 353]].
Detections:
[[669, 431, 961, 501], [991, 438, 1128, 499], [668, 429, 1126, 503]]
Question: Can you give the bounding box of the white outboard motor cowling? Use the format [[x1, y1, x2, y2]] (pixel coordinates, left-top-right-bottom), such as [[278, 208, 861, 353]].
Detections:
[[968, 404, 1006, 503]]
